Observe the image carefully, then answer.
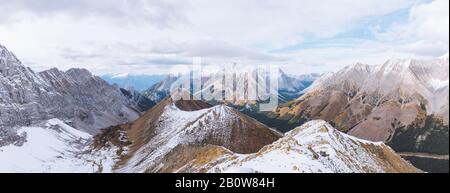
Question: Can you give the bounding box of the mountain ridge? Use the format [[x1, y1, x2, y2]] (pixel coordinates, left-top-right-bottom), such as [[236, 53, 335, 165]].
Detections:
[[1, 44, 141, 136], [154, 120, 421, 173]]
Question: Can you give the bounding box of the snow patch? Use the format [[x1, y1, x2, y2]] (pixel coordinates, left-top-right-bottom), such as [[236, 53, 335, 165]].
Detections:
[[0, 119, 120, 173], [428, 78, 449, 90]]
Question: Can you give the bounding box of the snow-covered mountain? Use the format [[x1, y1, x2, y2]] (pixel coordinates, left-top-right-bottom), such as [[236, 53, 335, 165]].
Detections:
[[143, 120, 420, 173], [0, 44, 140, 138], [278, 71, 320, 101], [113, 97, 283, 172], [142, 74, 179, 102], [273, 56, 449, 169], [142, 69, 320, 106]]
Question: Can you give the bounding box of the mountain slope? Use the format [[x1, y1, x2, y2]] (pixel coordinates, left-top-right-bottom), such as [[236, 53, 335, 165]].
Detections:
[[159, 120, 421, 173], [142, 74, 179, 102], [111, 98, 283, 172], [0, 118, 119, 173]]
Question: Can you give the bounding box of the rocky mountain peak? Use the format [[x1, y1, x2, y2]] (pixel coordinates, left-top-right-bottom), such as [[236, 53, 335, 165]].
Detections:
[[0, 44, 35, 79], [0, 44, 20, 64], [0, 44, 140, 135]]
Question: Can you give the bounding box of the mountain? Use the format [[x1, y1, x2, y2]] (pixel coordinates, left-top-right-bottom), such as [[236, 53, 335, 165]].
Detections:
[[142, 74, 179, 102], [143, 120, 421, 173], [110, 97, 283, 172], [278, 71, 320, 102], [101, 73, 166, 92], [142, 69, 320, 106], [0, 44, 140, 138], [272, 56, 449, 172], [119, 87, 156, 112]]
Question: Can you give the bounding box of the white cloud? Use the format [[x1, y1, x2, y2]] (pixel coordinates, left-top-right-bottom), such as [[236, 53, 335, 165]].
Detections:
[[0, 0, 445, 75], [375, 0, 449, 56]]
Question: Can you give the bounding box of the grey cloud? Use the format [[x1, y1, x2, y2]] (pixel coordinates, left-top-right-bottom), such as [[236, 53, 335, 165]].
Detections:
[[60, 48, 107, 62], [146, 57, 191, 65], [179, 40, 286, 62], [125, 56, 192, 66], [0, 0, 187, 28]]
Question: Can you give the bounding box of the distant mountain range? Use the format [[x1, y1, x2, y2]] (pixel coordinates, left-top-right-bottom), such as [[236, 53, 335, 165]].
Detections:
[[141, 69, 321, 108]]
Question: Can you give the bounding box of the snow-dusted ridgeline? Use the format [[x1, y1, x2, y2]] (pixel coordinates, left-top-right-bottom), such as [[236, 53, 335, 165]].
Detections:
[[174, 120, 420, 173]]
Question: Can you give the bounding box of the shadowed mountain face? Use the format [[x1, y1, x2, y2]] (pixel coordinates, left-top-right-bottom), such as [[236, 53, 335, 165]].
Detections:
[[119, 88, 156, 112]]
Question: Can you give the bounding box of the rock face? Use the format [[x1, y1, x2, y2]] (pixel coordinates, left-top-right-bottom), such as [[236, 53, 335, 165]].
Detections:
[[154, 120, 421, 173], [0, 44, 139, 136], [273, 56, 449, 163], [119, 88, 156, 112], [113, 98, 283, 173]]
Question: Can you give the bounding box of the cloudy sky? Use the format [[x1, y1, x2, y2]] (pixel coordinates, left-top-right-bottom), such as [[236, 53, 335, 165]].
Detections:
[[0, 0, 448, 75]]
